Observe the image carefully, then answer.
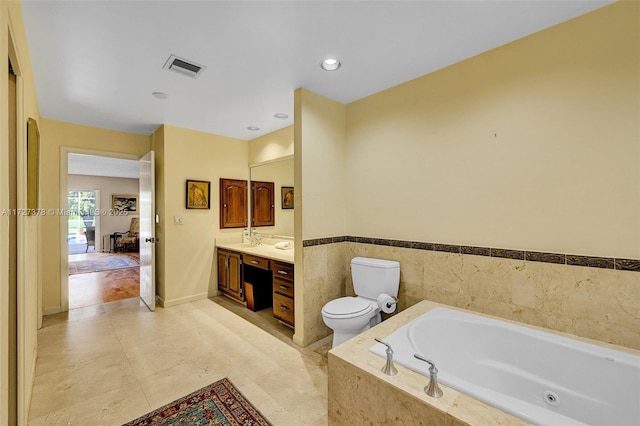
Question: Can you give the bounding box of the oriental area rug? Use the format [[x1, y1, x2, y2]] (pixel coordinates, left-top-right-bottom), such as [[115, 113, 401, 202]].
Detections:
[[68, 254, 140, 275], [123, 378, 271, 426]]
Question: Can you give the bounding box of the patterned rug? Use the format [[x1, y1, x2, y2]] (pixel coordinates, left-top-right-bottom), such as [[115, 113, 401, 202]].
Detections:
[[69, 254, 139, 275], [123, 378, 271, 426]]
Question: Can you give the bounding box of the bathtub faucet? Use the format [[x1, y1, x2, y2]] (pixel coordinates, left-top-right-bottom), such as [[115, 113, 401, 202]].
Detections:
[[413, 353, 443, 398], [374, 338, 398, 376]]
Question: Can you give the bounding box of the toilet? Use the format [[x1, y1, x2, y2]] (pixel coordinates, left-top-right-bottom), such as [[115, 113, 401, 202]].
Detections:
[[322, 257, 400, 348]]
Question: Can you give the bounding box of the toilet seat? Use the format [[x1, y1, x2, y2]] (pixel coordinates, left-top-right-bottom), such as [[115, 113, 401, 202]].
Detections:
[[322, 297, 374, 319]]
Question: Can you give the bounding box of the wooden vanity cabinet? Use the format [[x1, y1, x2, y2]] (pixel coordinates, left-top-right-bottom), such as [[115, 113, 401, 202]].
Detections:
[[271, 260, 294, 326], [217, 249, 243, 302], [251, 181, 275, 227], [220, 178, 248, 229]]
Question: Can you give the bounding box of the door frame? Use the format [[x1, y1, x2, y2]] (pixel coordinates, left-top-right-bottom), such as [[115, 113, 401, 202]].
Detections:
[[59, 148, 140, 312]]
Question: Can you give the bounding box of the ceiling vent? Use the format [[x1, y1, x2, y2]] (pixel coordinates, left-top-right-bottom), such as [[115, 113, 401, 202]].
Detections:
[[162, 54, 206, 79]]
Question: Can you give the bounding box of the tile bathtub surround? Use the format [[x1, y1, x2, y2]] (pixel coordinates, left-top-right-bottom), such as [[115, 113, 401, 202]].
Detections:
[[328, 301, 530, 426], [328, 300, 640, 426], [28, 298, 328, 426], [301, 238, 640, 350]]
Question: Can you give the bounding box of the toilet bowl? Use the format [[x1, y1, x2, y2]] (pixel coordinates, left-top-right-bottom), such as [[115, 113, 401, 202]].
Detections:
[[322, 297, 379, 347], [322, 257, 400, 348]]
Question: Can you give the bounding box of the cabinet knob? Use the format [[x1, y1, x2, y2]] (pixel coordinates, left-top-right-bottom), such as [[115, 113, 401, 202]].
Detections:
[[278, 270, 288, 275], [279, 285, 289, 290], [280, 304, 289, 311]]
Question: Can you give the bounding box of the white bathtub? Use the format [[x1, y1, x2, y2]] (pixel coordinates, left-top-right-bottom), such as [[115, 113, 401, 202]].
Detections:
[[370, 307, 640, 426]]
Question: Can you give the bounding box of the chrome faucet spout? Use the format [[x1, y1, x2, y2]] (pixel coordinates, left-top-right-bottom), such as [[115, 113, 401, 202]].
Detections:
[[413, 353, 443, 398], [375, 338, 398, 376]]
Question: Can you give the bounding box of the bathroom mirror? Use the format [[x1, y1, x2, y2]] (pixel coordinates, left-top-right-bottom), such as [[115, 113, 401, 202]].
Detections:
[[249, 156, 294, 238]]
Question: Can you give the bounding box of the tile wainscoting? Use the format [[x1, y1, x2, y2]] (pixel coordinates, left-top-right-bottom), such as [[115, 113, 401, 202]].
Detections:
[[302, 237, 640, 350]]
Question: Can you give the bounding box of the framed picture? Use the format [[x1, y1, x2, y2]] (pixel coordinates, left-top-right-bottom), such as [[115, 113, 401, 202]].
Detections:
[[281, 186, 294, 209], [27, 118, 40, 212], [186, 179, 210, 209], [112, 194, 138, 212]]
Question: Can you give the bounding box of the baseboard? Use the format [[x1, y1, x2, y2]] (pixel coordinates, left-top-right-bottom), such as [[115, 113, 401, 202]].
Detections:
[[43, 306, 62, 316], [159, 292, 209, 308]]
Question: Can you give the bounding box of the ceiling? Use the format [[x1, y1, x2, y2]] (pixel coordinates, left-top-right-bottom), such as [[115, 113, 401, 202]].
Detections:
[[68, 154, 140, 179], [22, 0, 612, 141]]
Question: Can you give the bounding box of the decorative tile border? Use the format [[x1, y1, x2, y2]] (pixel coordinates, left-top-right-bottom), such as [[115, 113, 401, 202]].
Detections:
[[302, 236, 640, 272]]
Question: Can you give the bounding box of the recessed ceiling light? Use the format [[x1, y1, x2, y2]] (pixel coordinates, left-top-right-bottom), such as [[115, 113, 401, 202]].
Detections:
[[152, 91, 168, 99], [247, 126, 260, 131], [274, 113, 288, 119], [321, 58, 341, 71]]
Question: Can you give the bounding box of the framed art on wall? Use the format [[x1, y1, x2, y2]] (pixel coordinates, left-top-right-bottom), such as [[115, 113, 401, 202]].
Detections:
[[281, 186, 294, 209], [27, 118, 40, 212], [186, 179, 210, 209], [112, 194, 138, 212]]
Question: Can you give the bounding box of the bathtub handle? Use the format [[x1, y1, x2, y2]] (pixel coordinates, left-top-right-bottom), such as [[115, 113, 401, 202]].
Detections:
[[413, 353, 443, 398], [374, 338, 398, 376]]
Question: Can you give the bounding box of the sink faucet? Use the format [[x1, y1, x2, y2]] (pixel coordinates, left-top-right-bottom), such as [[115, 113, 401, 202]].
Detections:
[[248, 231, 263, 246], [413, 353, 443, 398]]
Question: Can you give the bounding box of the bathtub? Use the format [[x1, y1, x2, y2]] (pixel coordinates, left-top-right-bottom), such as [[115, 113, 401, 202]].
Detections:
[[370, 307, 640, 426]]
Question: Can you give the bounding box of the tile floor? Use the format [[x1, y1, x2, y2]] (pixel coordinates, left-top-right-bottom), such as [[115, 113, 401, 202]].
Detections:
[[28, 297, 331, 425]]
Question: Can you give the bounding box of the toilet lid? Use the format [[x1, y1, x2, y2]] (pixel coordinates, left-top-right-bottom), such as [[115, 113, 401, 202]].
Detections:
[[322, 297, 373, 317]]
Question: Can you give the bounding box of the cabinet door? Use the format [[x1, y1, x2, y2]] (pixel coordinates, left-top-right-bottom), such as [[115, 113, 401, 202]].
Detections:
[[227, 251, 243, 300], [217, 250, 229, 292], [251, 181, 275, 227], [220, 179, 247, 229]]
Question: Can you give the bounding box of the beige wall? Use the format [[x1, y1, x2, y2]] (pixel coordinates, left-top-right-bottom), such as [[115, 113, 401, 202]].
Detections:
[[248, 125, 293, 165], [68, 174, 140, 251], [345, 1, 639, 260], [1, 1, 42, 423], [158, 125, 248, 306], [294, 89, 347, 345], [297, 89, 347, 241], [150, 127, 166, 302], [39, 119, 149, 313], [299, 2, 640, 348]]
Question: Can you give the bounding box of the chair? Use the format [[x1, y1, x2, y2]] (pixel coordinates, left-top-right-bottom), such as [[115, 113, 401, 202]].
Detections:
[[84, 226, 95, 253], [113, 217, 139, 252]]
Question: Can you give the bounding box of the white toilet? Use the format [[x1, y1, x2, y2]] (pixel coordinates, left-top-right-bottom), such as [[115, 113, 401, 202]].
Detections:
[[322, 257, 400, 348]]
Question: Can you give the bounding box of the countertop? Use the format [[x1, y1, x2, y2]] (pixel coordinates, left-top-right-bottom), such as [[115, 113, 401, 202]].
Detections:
[[216, 242, 294, 264]]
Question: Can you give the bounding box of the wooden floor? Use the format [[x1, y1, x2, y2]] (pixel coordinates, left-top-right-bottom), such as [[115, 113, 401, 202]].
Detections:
[[68, 252, 140, 309]]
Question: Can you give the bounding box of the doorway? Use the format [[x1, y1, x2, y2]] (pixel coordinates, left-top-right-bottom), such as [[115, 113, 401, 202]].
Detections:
[[61, 150, 142, 311]]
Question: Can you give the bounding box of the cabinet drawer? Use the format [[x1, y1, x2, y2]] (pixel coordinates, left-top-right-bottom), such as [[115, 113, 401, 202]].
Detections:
[[273, 276, 294, 298], [273, 292, 294, 326], [243, 254, 270, 270], [270, 261, 294, 282]]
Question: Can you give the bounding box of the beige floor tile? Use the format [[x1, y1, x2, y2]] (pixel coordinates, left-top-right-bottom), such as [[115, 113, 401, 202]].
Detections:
[[28, 380, 150, 426], [29, 296, 330, 425]]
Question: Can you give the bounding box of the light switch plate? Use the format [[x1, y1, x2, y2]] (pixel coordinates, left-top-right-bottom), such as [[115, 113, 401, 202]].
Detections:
[[173, 216, 184, 225]]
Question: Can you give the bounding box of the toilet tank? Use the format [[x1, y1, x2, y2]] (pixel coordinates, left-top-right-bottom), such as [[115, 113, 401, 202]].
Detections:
[[351, 257, 400, 299]]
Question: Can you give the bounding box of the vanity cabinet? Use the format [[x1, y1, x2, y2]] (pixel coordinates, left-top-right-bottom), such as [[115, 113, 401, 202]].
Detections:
[[271, 260, 294, 327], [243, 254, 273, 312], [216, 246, 295, 328], [220, 178, 248, 229], [217, 249, 243, 302]]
